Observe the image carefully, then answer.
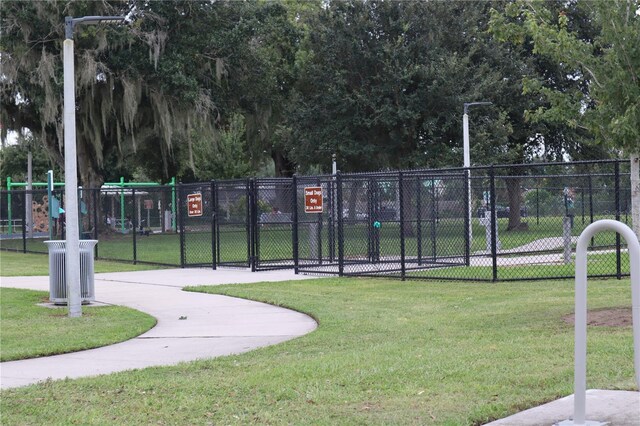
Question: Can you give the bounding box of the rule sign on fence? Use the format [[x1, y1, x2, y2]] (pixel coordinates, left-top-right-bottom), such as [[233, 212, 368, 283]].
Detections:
[[304, 187, 323, 213], [187, 193, 203, 217]]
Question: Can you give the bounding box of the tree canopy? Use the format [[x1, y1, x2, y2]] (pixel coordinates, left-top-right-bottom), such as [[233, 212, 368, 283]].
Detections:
[[1, 0, 630, 188], [490, 0, 639, 236]]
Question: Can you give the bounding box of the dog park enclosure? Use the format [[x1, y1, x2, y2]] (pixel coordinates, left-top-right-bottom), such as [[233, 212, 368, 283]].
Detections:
[[1, 160, 633, 281]]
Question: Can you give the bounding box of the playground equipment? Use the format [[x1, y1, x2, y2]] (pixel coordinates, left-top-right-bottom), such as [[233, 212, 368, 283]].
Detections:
[[4, 176, 64, 235], [4, 175, 177, 236], [558, 220, 639, 426], [100, 177, 177, 234]]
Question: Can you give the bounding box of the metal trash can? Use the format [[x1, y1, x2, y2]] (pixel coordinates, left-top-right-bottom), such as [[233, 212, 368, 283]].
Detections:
[[44, 240, 98, 305]]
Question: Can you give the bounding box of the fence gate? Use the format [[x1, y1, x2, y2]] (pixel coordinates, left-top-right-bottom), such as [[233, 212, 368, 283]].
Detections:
[[295, 175, 338, 274], [179, 182, 215, 268], [253, 178, 296, 271], [214, 179, 251, 268]]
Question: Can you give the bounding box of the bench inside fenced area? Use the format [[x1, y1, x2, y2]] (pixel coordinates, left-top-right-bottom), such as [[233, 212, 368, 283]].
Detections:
[[1, 159, 633, 281]]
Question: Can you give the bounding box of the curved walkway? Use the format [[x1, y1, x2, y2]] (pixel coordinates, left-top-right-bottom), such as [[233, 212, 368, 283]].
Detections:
[[0, 269, 317, 389]]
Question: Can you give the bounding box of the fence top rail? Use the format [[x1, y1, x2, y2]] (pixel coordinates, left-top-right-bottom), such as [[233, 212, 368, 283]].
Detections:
[[469, 158, 628, 172], [296, 173, 335, 178], [296, 175, 337, 183], [489, 172, 629, 180], [212, 178, 249, 185], [311, 158, 628, 178], [252, 177, 294, 182], [339, 170, 466, 179]]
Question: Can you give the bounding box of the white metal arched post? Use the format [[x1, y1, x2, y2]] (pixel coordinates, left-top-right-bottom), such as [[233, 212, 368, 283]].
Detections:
[[570, 219, 639, 426]]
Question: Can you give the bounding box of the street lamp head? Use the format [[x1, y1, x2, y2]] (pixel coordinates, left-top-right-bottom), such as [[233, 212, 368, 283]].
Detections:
[[463, 101, 493, 115], [65, 15, 126, 39]]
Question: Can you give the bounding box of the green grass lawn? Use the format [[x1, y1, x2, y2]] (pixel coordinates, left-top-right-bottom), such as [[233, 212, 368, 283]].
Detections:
[[0, 277, 635, 425], [0, 251, 164, 276], [409, 251, 630, 281], [0, 287, 156, 361]]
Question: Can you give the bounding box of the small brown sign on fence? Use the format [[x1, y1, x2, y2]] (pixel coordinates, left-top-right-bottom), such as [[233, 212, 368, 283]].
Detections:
[[187, 193, 203, 217], [304, 187, 323, 213], [144, 199, 154, 210]]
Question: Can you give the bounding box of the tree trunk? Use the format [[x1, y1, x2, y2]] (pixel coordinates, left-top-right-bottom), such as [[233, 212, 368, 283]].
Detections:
[[401, 178, 416, 237], [271, 149, 295, 177], [77, 140, 105, 233], [348, 180, 360, 220], [631, 153, 639, 241], [505, 177, 526, 231]]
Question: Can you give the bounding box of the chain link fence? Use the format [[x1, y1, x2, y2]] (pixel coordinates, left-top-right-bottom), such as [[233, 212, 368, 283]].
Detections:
[[253, 178, 296, 271], [1, 159, 634, 281]]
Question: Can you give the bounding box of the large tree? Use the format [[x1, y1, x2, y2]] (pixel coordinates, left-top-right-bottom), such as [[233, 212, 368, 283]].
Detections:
[[1, 0, 223, 189], [1, 0, 301, 187], [490, 0, 640, 238], [284, 0, 595, 231]]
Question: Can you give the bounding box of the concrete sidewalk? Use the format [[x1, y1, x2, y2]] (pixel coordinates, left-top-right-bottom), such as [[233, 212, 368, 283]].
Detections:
[[485, 389, 639, 425], [0, 268, 318, 389]]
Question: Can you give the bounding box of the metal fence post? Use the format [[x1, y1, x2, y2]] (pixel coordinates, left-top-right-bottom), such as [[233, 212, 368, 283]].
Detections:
[[254, 179, 260, 271], [246, 179, 253, 270], [367, 177, 374, 262], [178, 183, 185, 268], [589, 173, 594, 247], [464, 172, 471, 266], [536, 187, 540, 225], [581, 186, 585, 224], [47, 171, 54, 240], [490, 166, 498, 282], [78, 186, 83, 237], [21, 191, 27, 253], [337, 172, 344, 277], [93, 189, 99, 258], [430, 178, 436, 262], [248, 179, 255, 272], [211, 180, 217, 270], [328, 182, 335, 262], [7, 177, 13, 235], [216, 185, 221, 266], [132, 188, 137, 264], [292, 175, 299, 273], [399, 172, 406, 280], [317, 178, 323, 264], [615, 160, 621, 279], [373, 179, 380, 262], [416, 176, 422, 265]]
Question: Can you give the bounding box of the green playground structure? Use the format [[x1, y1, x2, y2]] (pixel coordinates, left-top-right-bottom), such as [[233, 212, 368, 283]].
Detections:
[[4, 175, 176, 236]]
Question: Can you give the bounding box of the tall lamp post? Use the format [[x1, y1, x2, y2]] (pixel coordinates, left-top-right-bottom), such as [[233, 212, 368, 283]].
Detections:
[[63, 15, 125, 318], [462, 101, 492, 253]]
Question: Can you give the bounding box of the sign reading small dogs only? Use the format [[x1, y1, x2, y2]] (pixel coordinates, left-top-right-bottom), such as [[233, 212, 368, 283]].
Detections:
[[304, 187, 323, 213]]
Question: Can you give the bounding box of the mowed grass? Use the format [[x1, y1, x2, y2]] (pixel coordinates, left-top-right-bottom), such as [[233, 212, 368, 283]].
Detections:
[[0, 287, 156, 361], [410, 251, 630, 281], [1, 277, 635, 425], [0, 251, 164, 276]]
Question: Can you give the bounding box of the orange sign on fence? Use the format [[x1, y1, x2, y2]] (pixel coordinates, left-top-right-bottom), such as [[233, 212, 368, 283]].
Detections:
[[187, 193, 203, 217], [304, 187, 323, 213]]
